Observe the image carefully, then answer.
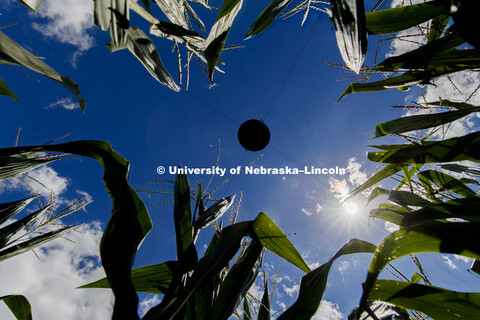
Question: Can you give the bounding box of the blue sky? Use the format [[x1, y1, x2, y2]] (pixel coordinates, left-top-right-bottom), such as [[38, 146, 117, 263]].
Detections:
[[2, 0, 480, 319]]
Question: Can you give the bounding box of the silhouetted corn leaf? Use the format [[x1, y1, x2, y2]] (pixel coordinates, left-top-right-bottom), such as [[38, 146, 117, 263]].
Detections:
[[0, 197, 34, 226], [250, 212, 310, 273], [347, 164, 402, 200], [451, 0, 480, 50], [79, 261, 177, 294], [0, 78, 19, 100], [374, 107, 480, 138], [125, 28, 180, 91], [365, 1, 448, 34], [173, 172, 197, 270], [367, 280, 480, 319], [279, 239, 375, 320], [471, 259, 480, 275], [211, 241, 264, 320], [0, 31, 85, 111], [330, 0, 367, 74], [368, 131, 480, 164], [360, 222, 480, 309], [16, 0, 44, 12], [460, 178, 480, 187], [0, 140, 153, 319], [0, 294, 32, 320], [205, 0, 243, 80], [0, 225, 77, 262], [257, 278, 270, 320], [440, 163, 480, 176], [0, 204, 52, 248], [0, 150, 58, 182], [418, 169, 476, 198], [425, 99, 475, 110], [245, 0, 293, 39], [243, 297, 252, 320], [143, 221, 252, 320]]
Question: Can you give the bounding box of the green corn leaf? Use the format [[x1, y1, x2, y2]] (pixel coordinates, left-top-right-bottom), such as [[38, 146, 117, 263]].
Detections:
[[348, 300, 411, 320], [0, 225, 77, 262], [396, 165, 420, 191], [0, 295, 32, 320], [367, 280, 480, 319], [460, 178, 480, 187], [257, 278, 270, 320], [16, 0, 44, 12], [0, 197, 35, 226], [78, 261, 177, 294], [0, 31, 85, 111], [418, 170, 476, 198], [0, 204, 52, 248], [347, 164, 402, 200], [365, 1, 448, 35], [279, 239, 376, 320], [425, 99, 475, 110], [366, 187, 390, 206], [245, 0, 293, 39], [369, 203, 410, 227], [205, 0, 243, 80], [125, 28, 180, 91], [243, 297, 252, 320], [387, 190, 433, 208], [251, 212, 310, 273], [211, 241, 264, 320], [0, 78, 20, 100], [173, 172, 197, 270], [143, 221, 252, 320], [374, 107, 480, 138], [330, 0, 368, 74], [360, 222, 480, 309], [428, 14, 450, 42], [411, 272, 423, 283], [368, 131, 480, 164]]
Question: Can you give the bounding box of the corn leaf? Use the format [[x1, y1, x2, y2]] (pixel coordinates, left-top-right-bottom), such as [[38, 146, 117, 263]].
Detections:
[[257, 279, 270, 320], [0, 150, 57, 182], [349, 300, 410, 320], [0, 295, 32, 320], [347, 164, 402, 200], [370, 203, 410, 227], [0, 225, 77, 262], [245, 0, 293, 39], [330, 0, 367, 74], [360, 222, 480, 309], [367, 280, 480, 319], [205, 0, 243, 80], [243, 297, 252, 320], [368, 131, 480, 164], [425, 99, 475, 110], [211, 242, 264, 320], [78, 261, 177, 294], [194, 195, 235, 239], [366, 187, 390, 206], [428, 14, 450, 42], [0, 197, 34, 226], [251, 212, 310, 273], [279, 239, 375, 320], [417, 170, 476, 198], [387, 190, 433, 208], [0, 31, 85, 111], [0, 204, 52, 248], [0, 78, 19, 100], [374, 107, 480, 138], [173, 172, 197, 270], [15, 0, 44, 12], [153, 0, 187, 28], [365, 1, 448, 35], [440, 164, 480, 176]]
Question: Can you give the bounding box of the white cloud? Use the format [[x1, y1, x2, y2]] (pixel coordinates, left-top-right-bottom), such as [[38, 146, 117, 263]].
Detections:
[[316, 203, 322, 213], [329, 178, 349, 201], [311, 300, 343, 320], [301, 208, 312, 216], [139, 295, 161, 317], [46, 97, 80, 111], [454, 254, 473, 264], [7, 165, 69, 198], [442, 255, 458, 269], [32, 0, 95, 52], [282, 283, 300, 297], [0, 222, 114, 319], [384, 221, 400, 233], [347, 158, 367, 187]]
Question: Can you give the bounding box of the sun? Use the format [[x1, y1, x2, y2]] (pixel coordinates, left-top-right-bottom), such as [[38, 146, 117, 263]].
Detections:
[[344, 202, 359, 215]]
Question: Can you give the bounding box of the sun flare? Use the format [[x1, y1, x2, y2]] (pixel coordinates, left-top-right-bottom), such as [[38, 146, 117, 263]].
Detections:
[[344, 202, 359, 215]]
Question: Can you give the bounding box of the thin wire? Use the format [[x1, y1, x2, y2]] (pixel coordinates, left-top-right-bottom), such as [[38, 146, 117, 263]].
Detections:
[[263, 15, 321, 122], [186, 91, 241, 126]]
